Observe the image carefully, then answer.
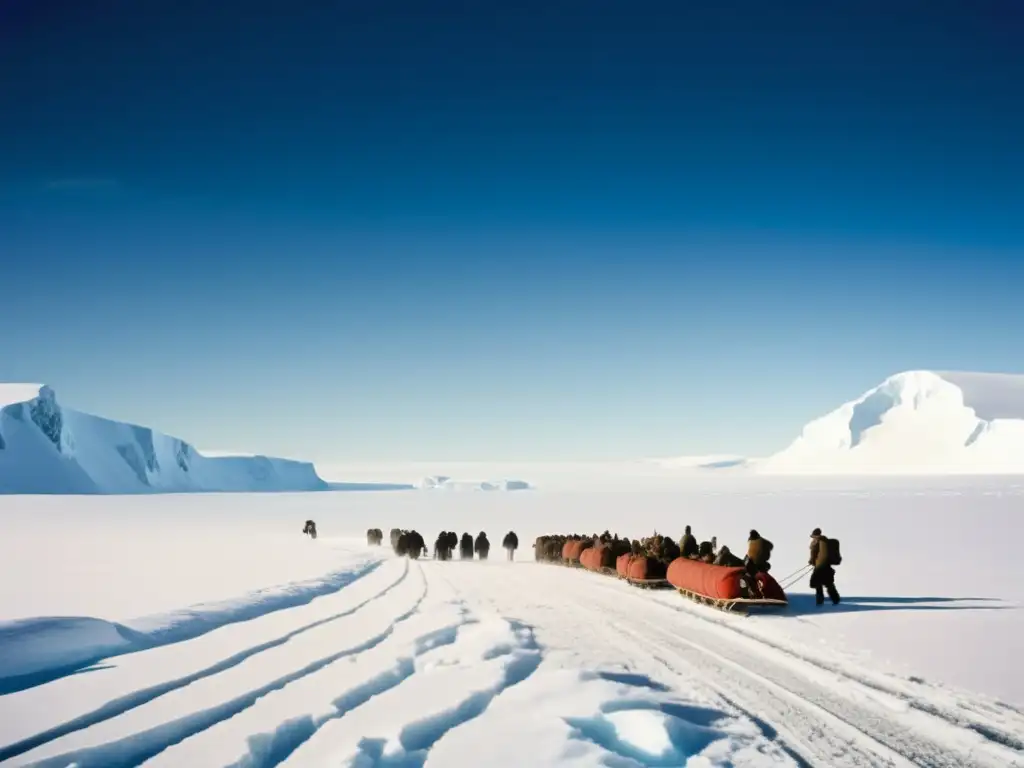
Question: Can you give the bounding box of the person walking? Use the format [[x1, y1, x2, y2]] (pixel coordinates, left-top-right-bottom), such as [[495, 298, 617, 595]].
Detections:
[[809, 528, 841, 606]]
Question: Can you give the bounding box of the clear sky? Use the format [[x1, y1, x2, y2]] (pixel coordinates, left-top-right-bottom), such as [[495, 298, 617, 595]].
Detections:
[[2, 1, 1023, 462]]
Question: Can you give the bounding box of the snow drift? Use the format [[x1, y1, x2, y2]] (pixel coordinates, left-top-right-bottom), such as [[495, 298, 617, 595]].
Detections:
[[0, 384, 327, 493], [760, 370, 1024, 474]]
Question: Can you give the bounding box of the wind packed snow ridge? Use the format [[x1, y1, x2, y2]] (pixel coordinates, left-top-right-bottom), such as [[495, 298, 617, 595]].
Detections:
[[0, 560, 382, 696], [760, 370, 1024, 474], [0, 384, 328, 493]]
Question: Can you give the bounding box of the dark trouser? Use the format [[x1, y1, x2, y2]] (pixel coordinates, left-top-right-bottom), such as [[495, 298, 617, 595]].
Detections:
[[810, 565, 840, 605]]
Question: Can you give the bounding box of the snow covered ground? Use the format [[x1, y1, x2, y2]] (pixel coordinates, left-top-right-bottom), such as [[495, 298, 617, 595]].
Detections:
[[1, 479, 1022, 767]]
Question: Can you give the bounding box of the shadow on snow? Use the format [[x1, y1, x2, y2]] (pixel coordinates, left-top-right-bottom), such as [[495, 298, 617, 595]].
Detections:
[[781, 594, 1015, 616]]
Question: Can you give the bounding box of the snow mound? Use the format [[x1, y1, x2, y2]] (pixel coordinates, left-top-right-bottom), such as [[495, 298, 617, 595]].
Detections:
[[418, 476, 532, 491], [0, 384, 328, 493], [761, 370, 1024, 474]]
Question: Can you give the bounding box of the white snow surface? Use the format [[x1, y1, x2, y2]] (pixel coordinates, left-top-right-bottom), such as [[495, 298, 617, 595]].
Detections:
[[761, 370, 1024, 474], [1, 479, 1022, 767], [0, 384, 326, 493]]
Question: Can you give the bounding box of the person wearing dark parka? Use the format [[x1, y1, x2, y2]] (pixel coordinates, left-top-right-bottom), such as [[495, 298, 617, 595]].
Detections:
[[502, 531, 519, 561], [678, 525, 698, 559], [809, 528, 841, 606], [475, 531, 490, 560]]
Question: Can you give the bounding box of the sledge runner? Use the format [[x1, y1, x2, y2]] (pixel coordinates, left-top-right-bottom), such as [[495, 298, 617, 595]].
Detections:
[[809, 528, 841, 606]]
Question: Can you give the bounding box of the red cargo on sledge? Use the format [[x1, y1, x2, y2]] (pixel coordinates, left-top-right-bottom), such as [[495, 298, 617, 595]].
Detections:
[[626, 555, 667, 582], [616, 553, 633, 577], [562, 539, 590, 564], [581, 544, 615, 571], [665, 557, 787, 609]]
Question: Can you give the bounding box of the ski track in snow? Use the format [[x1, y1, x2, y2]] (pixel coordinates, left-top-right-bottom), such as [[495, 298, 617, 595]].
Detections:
[[1, 553, 1021, 768]]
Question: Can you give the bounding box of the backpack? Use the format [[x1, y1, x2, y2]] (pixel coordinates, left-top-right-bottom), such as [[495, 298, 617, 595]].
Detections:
[[826, 537, 842, 566]]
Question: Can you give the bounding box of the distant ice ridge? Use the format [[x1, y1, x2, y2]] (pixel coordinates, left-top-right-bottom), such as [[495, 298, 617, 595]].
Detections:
[[418, 475, 532, 491], [760, 370, 1024, 474], [647, 454, 749, 470], [0, 384, 327, 494]]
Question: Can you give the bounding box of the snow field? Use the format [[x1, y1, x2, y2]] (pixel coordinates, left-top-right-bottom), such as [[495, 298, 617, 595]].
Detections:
[[1, 485, 1023, 767], [0, 556, 405, 757]]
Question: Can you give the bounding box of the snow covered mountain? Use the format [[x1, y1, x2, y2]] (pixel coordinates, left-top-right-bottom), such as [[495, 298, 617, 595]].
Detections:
[[760, 370, 1024, 474], [0, 384, 327, 494]]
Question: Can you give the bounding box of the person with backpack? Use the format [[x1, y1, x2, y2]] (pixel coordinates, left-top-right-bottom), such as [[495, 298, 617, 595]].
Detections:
[[809, 528, 841, 606]]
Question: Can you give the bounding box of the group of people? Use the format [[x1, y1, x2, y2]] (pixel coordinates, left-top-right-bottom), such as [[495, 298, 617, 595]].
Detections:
[[677, 525, 842, 606], [435, 531, 490, 560], [433, 530, 519, 561], [307, 519, 839, 606], [305, 522, 520, 563]]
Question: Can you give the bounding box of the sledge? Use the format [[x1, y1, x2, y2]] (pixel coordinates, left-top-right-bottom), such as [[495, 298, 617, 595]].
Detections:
[[666, 557, 788, 614], [675, 587, 787, 613]]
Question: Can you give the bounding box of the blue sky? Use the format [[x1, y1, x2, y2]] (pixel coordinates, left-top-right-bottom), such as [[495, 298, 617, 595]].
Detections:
[[2, 1, 1023, 461]]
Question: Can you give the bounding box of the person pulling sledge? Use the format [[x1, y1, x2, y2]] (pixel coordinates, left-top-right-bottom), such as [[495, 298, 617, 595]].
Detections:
[[302, 520, 317, 539], [809, 528, 841, 606]]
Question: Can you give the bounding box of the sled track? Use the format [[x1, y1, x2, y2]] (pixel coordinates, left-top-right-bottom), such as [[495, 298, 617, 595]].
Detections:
[[5, 560, 545, 768], [3, 553, 1020, 768], [5, 560, 428, 767], [588, 568, 1024, 755], [557, 564, 1023, 768], [0, 560, 414, 764]]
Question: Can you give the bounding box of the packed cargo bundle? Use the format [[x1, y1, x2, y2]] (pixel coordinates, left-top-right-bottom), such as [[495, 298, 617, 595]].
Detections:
[[626, 555, 668, 581], [666, 557, 787, 608], [562, 537, 592, 564], [616, 553, 634, 577], [666, 558, 745, 599]]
